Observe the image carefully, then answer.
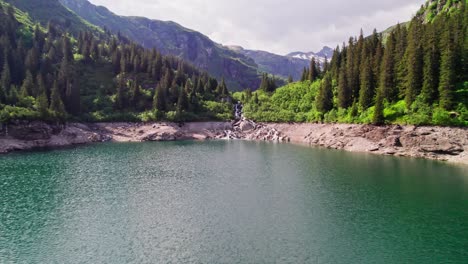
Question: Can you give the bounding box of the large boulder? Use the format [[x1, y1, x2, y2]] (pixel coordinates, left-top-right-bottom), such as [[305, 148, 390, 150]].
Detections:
[[239, 120, 255, 132]]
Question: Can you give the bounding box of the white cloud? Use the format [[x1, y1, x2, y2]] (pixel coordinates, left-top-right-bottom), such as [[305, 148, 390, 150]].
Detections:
[[88, 0, 425, 54]]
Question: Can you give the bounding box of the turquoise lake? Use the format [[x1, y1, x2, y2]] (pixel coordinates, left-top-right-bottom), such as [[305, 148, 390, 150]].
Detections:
[[0, 141, 467, 263]]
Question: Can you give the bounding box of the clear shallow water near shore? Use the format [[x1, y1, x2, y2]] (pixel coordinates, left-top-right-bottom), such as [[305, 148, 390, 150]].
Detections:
[[0, 141, 467, 263]]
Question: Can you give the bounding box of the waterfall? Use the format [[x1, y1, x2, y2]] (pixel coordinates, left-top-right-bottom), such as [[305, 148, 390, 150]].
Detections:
[[234, 101, 243, 120]]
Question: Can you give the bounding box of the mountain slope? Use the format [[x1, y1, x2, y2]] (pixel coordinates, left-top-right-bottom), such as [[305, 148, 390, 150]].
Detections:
[[416, 0, 466, 22], [227, 46, 334, 81], [59, 0, 261, 91], [4, 0, 100, 34], [0, 0, 234, 123], [228, 46, 309, 81], [233, 0, 467, 127]]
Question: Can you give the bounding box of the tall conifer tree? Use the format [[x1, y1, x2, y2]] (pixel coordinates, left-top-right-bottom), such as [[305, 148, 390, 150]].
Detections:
[[405, 19, 424, 108]]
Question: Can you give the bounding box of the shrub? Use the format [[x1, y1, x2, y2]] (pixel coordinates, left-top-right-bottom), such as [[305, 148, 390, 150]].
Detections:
[[0, 105, 39, 123], [405, 98, 432, 125]]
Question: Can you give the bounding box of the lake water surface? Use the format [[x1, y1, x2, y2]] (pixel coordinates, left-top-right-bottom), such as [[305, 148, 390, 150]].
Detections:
[[0, 141, 467, 263]]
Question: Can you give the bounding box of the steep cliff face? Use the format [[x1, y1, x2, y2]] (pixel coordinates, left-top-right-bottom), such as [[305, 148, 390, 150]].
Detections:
[[59, 0, 261, 90]]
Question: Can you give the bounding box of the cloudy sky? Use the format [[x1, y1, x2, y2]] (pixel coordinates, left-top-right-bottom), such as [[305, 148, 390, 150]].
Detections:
[[88, 0, 425, 55]]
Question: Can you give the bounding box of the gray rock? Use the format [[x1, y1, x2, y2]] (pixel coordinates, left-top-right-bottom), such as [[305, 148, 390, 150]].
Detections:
[[239, 121, 255, 132], [9, 121, 53, 140]]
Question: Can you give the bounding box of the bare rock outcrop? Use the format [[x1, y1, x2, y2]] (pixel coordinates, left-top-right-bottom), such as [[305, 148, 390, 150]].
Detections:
[[247, 123, 467, 164], [0, 120, 466, 164]]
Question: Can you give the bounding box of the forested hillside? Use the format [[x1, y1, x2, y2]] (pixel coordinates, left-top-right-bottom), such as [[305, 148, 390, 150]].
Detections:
[[235, 0, 467, 126], [58, 0, 262, 91], [0, 1, 233, 123]]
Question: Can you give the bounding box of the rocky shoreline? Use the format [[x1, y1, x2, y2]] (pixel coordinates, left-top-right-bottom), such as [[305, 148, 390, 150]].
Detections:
[[0, 120, 467, 164]]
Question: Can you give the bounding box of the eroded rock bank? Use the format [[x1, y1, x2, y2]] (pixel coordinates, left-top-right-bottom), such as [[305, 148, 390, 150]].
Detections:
[[0, 120, 467, 164], [245, 121, 468, 164], [0, 121, 233, 153]]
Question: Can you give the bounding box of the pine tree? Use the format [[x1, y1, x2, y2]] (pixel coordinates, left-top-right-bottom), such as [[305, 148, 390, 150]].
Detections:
[[133, 55, 140, 73], [33, 24, 45, 52], [316, 74, 333, 113], [25, 47, 39, 76], [359, 57, 374, 109], [300, 67, 307, 82], [153, 53, 163, 80], [0, 84, 5, 104], [176, 87, 188, 113], [337, 66, 351, 108], [61, 36, 73, 63], [120, 55, 127, 74], [379, 32, 397, 102], [330, 46, 341, 80], [65, 80, 80, 115], [405, 19, 424, 109], [259, 73, 268, 92], [115, 75, 127, 110], [373, 88, 385, 125], [162, 68, 174, 91], [130, 79, 142, 110], [196, 78, 204, 94], [353, 31, 365, 98], [82, 42, 91, 61], [20, 71, 34, 97], [47, 22, 57, 39], [322, 57, 329, 74], [394, 23, 408, 98], [36, 90, 49, 118], [36, 73, 46, 96], [372, 40, 383, 87], [346, 37, 359, 102], [153, 82, 167, 111], [90, 40, 99, 60], [184, 79, 193, 94], [267, 76, 277, 92], [217, 77, 228, 97], [8, 85, 19, 105], [58, 56, 71, 93], [438, 35, 456, 110], [253, 92, 259, 105], [1, 56, 11, 96], [309, 58, 318, 82], [421, 24, 439, 105], [49, 80, 67, 118]]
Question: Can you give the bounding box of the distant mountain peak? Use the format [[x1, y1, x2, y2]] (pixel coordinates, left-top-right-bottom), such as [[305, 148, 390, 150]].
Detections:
[[286, 46, 333, 63], [315, 46, 334, 58]]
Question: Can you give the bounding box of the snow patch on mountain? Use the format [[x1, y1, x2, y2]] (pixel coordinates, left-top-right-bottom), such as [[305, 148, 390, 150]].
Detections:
[[286, 46, 333, 63]]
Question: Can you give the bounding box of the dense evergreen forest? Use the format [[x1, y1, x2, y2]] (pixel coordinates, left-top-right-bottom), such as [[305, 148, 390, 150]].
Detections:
[[0, 0, 466, 126], [235, 0, 467, 126], [0, 2, 232, 123]]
